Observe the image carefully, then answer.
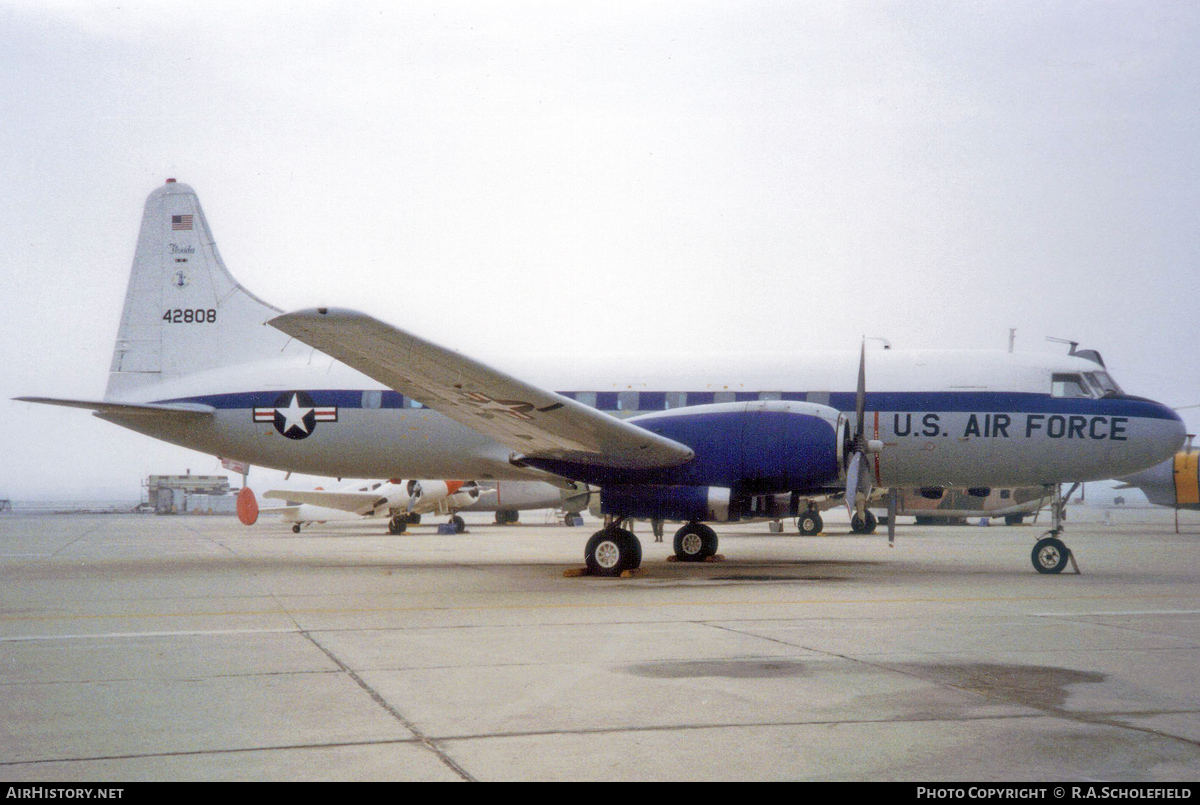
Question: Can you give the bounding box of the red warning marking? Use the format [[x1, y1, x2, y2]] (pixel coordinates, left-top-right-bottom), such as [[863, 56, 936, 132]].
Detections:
[[236, 487, 259, 526]]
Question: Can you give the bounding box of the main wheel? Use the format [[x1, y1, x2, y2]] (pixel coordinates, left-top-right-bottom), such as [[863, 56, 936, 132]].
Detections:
[[1005, 514, 1025, 526], [585, 528, 641, 577], [450, 514, 466, 533], [1032, 536, 1069, 574], [291, 524, 301, 534], [797, 511, 823, 536], [850, 510, 878, 534], [388, 516, 407, 535], [673, 522, 718, 562]]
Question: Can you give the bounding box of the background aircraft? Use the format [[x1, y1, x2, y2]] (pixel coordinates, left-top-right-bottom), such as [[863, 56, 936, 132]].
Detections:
[[247, 477, 589, 533], [1114, 445, 1200, 514], [884, 486, 1051, 527], [246, 478, 480, 534]]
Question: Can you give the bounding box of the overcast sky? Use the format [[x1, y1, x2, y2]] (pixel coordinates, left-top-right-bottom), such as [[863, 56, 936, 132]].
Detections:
[[2, 1, 1198, 499]]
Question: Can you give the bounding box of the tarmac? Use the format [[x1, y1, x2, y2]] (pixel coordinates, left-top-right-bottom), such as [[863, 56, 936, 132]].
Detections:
[[1, 507, 1199, 781]]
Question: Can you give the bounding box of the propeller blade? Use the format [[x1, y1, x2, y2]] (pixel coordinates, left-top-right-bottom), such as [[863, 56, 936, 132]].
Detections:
[[845, 451, 862, 517], [855, 339, 867, 441], [887, 487, 898, 547]]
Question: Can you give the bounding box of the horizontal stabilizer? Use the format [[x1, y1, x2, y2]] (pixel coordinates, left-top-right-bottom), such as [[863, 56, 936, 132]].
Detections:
[[268, 308, 695, 470], [14, 397, 214, 418]]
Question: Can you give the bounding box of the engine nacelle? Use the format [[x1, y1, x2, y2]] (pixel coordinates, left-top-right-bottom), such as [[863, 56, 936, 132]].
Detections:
[[600, 485, 734, 522], [525, 400, 843, 492]]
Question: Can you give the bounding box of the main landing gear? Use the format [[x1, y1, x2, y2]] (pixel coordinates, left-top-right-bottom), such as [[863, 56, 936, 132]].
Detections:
[[850, 510, 878, 534], [388, 513, 408, 535], [1031, 483, 1079, 575], [673, 521, 719, 562], [584, 518, 643, 577], [581, 518, 722, 577]]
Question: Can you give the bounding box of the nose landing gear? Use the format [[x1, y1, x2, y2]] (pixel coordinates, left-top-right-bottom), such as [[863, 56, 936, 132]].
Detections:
[[1031, 484, 1080, 575]]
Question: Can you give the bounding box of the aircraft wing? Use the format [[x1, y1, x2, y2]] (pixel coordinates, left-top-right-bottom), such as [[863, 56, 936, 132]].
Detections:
[[269, 308, 695, 469], [13, 397, 214, 419], [262, 489, 387, 516]]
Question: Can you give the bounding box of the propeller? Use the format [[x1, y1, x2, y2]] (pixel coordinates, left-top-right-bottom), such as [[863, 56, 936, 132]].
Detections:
[[843, 340, 891, 542], [406, 479, 423, 513]]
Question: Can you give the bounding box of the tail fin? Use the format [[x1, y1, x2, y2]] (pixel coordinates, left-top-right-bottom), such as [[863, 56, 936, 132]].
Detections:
[[106, 180, 292, 400]]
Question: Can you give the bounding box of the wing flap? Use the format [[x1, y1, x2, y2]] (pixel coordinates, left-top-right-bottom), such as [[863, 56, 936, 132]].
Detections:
[[268, 308, 694, 469]]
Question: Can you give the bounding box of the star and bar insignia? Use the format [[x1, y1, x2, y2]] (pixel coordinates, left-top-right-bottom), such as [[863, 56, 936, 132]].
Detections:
[[253, 392, 337, 439]]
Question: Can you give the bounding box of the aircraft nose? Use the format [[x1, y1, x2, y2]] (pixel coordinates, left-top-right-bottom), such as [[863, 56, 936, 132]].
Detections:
[[1143, 398, 1187, 464]]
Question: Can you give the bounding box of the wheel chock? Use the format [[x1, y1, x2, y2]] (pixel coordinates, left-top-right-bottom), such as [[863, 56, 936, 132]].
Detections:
[[620, 567, 642, 578], [704, 554, 726, 563]]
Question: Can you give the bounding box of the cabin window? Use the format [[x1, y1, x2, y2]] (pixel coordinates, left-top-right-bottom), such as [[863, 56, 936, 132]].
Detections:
[[1051, 374, 1090, 399], [758, 392, 782, 401], [1000, 489, 1011, 499], [713, 391, 735, 404], [664, 392, 686, 410], [403, 396, 424, 409], [361, 390, 382, 409], [617, 391, 639, 411], [575, 391, 597, 408]]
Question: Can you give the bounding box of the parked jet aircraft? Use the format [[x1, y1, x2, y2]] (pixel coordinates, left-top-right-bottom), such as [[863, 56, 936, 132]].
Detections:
[[16, 181, 1187, 575]]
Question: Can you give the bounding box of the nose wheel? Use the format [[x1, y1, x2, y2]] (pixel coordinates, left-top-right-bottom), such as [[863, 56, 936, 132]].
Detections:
[[797, 509, 823, 536], [1031, 485, 1081, 574]]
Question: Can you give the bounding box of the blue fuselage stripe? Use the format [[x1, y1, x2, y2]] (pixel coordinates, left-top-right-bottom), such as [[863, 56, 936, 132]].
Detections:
[[156, 390, 1179, 420]]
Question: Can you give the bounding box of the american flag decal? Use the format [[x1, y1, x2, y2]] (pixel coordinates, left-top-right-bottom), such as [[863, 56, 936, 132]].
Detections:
[[171, 214, 194, 231]]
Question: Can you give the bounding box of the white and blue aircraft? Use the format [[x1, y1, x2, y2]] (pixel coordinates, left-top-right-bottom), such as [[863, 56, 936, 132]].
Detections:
[[17, 180, 1187, 575]]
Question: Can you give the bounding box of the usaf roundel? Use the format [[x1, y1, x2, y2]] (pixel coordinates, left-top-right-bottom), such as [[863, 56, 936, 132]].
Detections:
[[253, 392, 337, 440]]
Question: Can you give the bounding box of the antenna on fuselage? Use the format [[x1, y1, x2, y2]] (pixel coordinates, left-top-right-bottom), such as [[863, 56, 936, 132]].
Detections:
[[1045, 336, 1080, 354]]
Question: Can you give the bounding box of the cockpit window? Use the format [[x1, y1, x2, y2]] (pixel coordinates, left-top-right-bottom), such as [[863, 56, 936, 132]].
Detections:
[[1051, 374, 1091, 398], [1085, 371, 1123, 397]]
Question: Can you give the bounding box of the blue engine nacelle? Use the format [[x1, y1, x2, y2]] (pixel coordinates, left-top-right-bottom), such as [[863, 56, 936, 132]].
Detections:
[[525, 399, 845, 495]]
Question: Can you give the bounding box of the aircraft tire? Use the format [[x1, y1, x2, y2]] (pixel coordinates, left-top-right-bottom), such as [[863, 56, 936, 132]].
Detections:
[[451, 515, 466, 533], [292, 524, 301, 534], [798, 511, 822, 536], [1032, 537, 1069, 574], [585, 528, 640, 576], [673, 522, 717, 562], [851, 511, 878, 534], [1005, 514, 1024, 526], [389, 517, 407, 535]]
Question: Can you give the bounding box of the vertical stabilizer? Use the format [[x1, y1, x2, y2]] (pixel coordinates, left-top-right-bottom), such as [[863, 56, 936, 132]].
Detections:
[[106, 180, 292, 400]]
